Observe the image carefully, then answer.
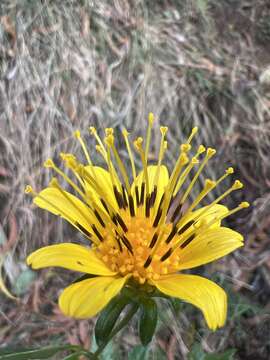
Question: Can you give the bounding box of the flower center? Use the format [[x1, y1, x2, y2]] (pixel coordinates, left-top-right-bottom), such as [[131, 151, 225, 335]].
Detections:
[[96, 208, 180, 284]]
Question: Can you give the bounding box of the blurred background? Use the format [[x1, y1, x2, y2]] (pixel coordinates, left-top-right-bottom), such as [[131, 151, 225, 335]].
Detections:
[[0, 1, 270, 359]]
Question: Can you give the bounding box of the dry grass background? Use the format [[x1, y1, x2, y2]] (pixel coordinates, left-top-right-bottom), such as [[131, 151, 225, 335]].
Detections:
[[0, 0, 270, 359]]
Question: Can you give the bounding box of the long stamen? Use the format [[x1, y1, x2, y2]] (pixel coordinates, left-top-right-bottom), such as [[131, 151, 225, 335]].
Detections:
[[104, 142, 122, 193], [186, 167, 234, 214], [122, 128, 137, 182], [89, 127, 107, 158], [205, 201, 250, 229], [187, 126, 198, 144], [134, 137, 150, 198], [60, 153, 85, 187], [44, 159, 85, 199], [151, 177, 243, 265], [179, 148, 216, 204], [74, 130, 92, 166], [153, 126, 168, 187], [106, 133, 131, 194], [145, 112, 155, 164], [177, 180, 244, 232]]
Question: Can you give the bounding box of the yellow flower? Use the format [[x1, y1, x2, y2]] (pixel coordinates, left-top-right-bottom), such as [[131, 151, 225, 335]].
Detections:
[[26, 114, 249, 331]]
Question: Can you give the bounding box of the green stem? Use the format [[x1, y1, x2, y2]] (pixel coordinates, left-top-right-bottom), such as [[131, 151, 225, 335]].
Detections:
[[92, 303, 139, 359]]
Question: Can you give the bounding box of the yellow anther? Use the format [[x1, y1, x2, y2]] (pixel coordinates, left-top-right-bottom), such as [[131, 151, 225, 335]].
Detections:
[[134, 137, 143, 151], [232, 180, 243, 190], [191, 157, 199, 165], [152, 273, 160, 280], [44, 159, 54, 168], [206, 148, 216, 157], [160, 126, 168, 135], [25, 185, 33, 194], [240, 201, 250, 208], [122, 128, 129, 137], [139, 277, 146, 284], [148, 112, 154, 125], [187, 126, 198, 144], [74, 130, 81, 138], [226, 167, 234, 174], [60, 152, 67, 160], [89, 126, 96, 134], [95, 145, 103, 153], [181, 143, 191, 153], [105, 128, 114, 136], [179, 153, 189, 165], [197, 145, 206, 154], [60, 153, 77, 168], [204, 179, 216, 189], [105, 134, 114, 147]]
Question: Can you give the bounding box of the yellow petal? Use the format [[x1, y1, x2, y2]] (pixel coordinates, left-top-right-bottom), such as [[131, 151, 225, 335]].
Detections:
[[59, 275, 128, 318], [152, 274, 227, 330], [34, 187, 94, 238], [180, 204, 228, 230], [132, 165, 169, 209], [177, 227, 243, 270], [83, 166, 117, 208], [26, 243, 116, 276]]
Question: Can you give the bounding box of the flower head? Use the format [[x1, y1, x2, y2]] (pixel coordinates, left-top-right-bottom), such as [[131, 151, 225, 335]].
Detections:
[[26, 113, 249, 330]]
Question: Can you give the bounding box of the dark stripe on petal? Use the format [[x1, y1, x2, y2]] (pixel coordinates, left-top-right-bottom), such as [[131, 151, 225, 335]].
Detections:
[[145, 195, 151, 217], [100, 198, 110, 214], [153, 208, 162, 227], [139, 182, 145, 205], [116, 237, 123, 252], [94, 210, 105, 228], [149, 232, 159, 248], [180, 234, 196, 249], [150, 186, 157, 207], [128, 194, 135, 217], [161, 248, 173, 262], [171, 202, 183, 222], [115, 213, 128, 232], [144, 255, 152, 268], [75, 222, 92, 238], [135, 185, 140, 205], [153, 194, 165, 227], [178, 220, 195, 235], [122, 184, 128, 209], [91, 224, 103, 241], [113, 185, 124, 209], [121, 235, 133, 254], [165, 226, 178, 244]]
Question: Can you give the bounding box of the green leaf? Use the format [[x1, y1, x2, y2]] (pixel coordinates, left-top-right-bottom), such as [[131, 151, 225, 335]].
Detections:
[[169, 297, 183, 315], [62, 351, 92, 360], [0, 345, 81, 359], [95, 294, 129, 347], [205, 349, 236, 360], [90, 336, 121, 360], [188, 343, 206, 360], [188, 343, 236, 360], [128, 345, 148, 360], [13, 269, 36, 295], [138, 298, 158, 346]]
